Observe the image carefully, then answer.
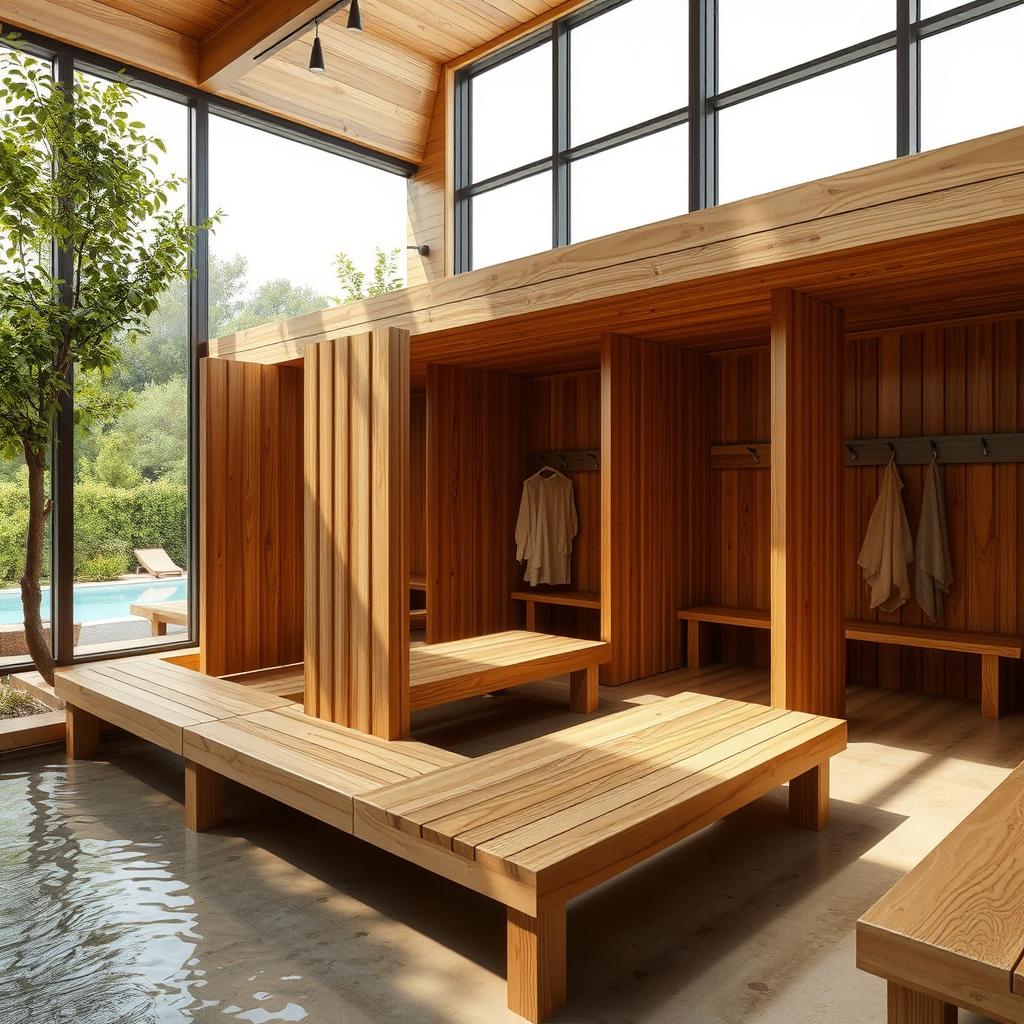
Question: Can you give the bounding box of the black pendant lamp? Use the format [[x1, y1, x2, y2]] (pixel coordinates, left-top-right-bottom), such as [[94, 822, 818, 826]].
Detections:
[[347, 0, 363, 31], [308, 20, 326, 74]]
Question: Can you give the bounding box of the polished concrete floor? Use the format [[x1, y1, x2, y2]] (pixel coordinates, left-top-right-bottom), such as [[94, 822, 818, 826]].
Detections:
[[2, 663, 1022, 1024]]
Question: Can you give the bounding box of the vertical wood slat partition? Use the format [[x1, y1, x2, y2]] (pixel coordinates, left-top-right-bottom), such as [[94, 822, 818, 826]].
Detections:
[[771, 289, 846, 717], [601, 334, 710, 685], [200, 358, 303, 678], [426, 364, 530, 644], [303, 328, 410, 740]]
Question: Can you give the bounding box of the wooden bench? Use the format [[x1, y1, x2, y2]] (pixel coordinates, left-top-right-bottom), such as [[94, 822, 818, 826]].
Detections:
[[677, 606, 1023, 718], [409, 630, 610, 714], [357, 689, 847, 1022], [857, 762, 1024, 1023], [130, 599, 188, 636], [511, 589, 600, 631]]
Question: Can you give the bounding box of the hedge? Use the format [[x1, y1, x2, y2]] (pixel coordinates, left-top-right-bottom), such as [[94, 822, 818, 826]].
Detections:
[[0, 481, 187, 586]]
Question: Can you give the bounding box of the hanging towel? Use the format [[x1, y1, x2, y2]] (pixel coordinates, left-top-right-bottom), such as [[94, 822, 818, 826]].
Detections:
[[515, 471, 578, 586], [858, 461, 914, 613], [915, 460, 953, 621]]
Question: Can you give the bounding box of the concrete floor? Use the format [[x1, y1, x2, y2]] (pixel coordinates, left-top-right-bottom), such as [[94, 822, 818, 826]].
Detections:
[[2, 664, 1022, 1024]]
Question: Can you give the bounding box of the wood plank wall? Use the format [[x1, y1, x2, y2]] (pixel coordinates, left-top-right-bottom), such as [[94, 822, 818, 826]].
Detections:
[[406, 83, 447, 285], [525, 371, 602, 638], [303, 329, 410, 739], [426, 364, 529, 643], [410, 390, 427, 582], [199, 358, 303, 677], [601, 334, 710, 684]]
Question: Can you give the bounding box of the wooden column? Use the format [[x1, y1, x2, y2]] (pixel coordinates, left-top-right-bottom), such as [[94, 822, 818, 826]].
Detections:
[[601, 334, 710, 685], [507, 902, 567, 1023], [426, 364, 529, 643], [887, 982, 957, 1023], [770, 289, 845, 717], [304, 328, 410, 740], [200, 359, 304, 677]]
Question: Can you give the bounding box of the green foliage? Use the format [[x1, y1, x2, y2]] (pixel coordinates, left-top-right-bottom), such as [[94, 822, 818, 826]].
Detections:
[[0, 488, 31, 583], [0, 682, 46, 719], [77, 549, 131, 583], [220, 277, 329, 334], [333, 247, 404, 304]]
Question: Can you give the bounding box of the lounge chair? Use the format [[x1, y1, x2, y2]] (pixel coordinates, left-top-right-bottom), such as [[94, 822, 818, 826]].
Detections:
[[134, 548, 184, 578]]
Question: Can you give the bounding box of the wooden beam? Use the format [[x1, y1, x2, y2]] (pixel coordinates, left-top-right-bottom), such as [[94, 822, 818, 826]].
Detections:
[[770, 289, 845, 717], [200, 0, 347, 89]]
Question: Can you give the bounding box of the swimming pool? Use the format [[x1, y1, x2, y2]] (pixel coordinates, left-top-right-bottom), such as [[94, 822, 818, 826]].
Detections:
[[0, 578, 189, 625]]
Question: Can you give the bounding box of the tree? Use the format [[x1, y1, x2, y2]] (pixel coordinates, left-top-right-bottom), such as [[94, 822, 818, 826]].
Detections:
[[220, 276, 328, 334], [0, 49, 208, 681], [333, 246, 404, 304]]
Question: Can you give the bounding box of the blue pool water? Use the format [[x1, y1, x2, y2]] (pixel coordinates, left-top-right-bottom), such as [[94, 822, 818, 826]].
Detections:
[[0, 579, 188, 626]]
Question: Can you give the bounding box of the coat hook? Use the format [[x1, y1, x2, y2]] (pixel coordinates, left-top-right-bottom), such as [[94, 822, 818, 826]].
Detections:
[[747, 445, 760, 465], [981, 436, 991, 457], [560, 454, 569, 470], [846, 443, 858, 463], [887, 441, 897, 464], [930, 440, 938, 462], [588, 452, 599, 468]]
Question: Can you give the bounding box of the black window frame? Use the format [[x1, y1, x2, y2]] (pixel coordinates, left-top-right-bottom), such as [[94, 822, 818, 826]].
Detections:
[[0, 24, 414, 673], [455, 0, 1024, 272]]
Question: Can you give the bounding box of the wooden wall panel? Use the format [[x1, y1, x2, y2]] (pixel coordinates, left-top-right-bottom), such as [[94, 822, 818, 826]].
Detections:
[[771, 290, 846, 717], [426, 364, 529, 643], [601, 334, 710, 685], [410, 390, 427, 580], [406, 81, 449, 285], [303, 328, 410, 739], [200, 359, 303, 678]]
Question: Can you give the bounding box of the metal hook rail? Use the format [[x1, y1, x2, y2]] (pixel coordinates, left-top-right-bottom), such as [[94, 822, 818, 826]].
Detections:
[[845, 432, 1024, 466], [528, 449, 601, 473]]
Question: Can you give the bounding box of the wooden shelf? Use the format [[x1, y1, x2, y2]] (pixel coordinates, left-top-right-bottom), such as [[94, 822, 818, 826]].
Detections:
[[512, 590, 600, 610]]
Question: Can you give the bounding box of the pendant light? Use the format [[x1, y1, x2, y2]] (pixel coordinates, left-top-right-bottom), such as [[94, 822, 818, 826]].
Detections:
[[308, 20, 326, 74], [347, 0, 363, 31]]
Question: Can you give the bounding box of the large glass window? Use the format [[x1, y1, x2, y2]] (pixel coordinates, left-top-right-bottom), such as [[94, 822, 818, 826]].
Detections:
[[471, 172, 553, 268]]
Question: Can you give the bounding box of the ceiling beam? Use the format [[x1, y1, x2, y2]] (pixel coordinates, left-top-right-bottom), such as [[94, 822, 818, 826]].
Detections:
[[199, 0, 345, 89]]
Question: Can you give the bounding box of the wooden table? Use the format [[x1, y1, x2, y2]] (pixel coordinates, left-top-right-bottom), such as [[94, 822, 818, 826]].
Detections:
[[130, 599, 188, 636]]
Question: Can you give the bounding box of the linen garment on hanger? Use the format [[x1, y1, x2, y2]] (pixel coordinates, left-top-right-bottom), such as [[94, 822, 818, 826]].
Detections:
[[515, 470, 578, 587], [858, 461, 914, 613], [915, 460, 953, 620]]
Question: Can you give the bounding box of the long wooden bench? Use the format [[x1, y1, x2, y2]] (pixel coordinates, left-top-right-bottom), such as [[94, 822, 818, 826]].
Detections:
[[130, 599, 188, 636], [857, 762, 1024, 1023], [676, 606, 1023, 718], [511, 589, 600, 631]]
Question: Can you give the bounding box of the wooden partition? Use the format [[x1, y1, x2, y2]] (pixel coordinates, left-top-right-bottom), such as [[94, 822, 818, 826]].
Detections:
[[410, 390, 427, 584], [426, 364, 529, 643], [601, 334, 710, 684], [303, 328, 410, 740], [200, 359, 303, 677], [770, 290, 845, 717]]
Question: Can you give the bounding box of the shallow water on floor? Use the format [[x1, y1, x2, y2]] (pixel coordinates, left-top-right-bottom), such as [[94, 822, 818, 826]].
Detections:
[[0, 758, 308, 1024]]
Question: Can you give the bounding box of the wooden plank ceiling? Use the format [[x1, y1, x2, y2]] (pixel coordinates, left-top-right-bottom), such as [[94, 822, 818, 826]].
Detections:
[[1, 0, 572, 162]]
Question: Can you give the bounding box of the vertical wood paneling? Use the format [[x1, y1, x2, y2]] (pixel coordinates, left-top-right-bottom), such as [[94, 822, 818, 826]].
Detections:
[[426, 364, 529, 643], [406, 82, 448, 285], [601, 334, 709, 685], [409, 390, 428, 580], [771, 289, 846, 717], [303, 328, 410, 739], [200, 358, 304, 678]]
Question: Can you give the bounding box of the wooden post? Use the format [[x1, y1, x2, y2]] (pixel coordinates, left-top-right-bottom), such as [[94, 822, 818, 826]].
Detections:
[[569, 664, 599, 714], [980, 655, 1005, 719], [770, 289, 845, 717], [507, 902, 567, 1024], [687, 620, 711, 669], [184, 759, 224, 832], [304, 328, 410, 739], [65, 703, 100, 759], [788, 761, 830, 830], [887, 982, 957, 1023]]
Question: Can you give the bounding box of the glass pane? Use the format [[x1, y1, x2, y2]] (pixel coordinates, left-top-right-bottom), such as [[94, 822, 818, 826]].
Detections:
[[571, 126, 688, 243], [718, 0, 893, 91], [570, 0, 687, 146], [471, 42, 552, 182], [718, 53, 896, 204], [209, 113, 407, 333], [920, 0, 964, 17], [921, 8, 1024, 152], [73, 79, 192, 656], [471, 172, 553, 270]]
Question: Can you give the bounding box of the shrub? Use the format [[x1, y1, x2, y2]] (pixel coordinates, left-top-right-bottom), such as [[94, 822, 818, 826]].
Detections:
[[78, 551, 131, 582]]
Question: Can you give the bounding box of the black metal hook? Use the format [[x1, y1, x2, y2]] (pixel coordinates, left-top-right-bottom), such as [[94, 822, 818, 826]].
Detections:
[[930, 440, 938, 462], [747, 445, 760, 465], [887, 441, 896, 464], [981, 436, 991, 457], [846, 443, 858, 463]]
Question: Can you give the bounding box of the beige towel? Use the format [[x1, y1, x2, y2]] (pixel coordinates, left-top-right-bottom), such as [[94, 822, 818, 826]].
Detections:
[[858, 462, 914, 613], [915, 461, 953, 620]]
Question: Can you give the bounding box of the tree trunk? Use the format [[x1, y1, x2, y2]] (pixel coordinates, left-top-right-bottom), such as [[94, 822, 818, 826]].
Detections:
[[20, 443, 55, 684]]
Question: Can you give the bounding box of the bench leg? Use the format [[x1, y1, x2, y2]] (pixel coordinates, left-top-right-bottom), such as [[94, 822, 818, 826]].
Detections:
[[66, 703, 101, 759], [507, 901, 566, 1024], [569, 665, 599, 714], [887, 982, 957, 1023], [525, 601, 537, 632], [687, 620, 711, 669], [153, 620, 168, 637], [789, 761, 829, 830], [981, 655, 1005, 719], [185, 759, 224, 832]]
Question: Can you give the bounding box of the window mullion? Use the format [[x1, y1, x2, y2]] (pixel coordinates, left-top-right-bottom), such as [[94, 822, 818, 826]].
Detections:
[[553, 21, 570, 247], [689, 0, 717, 211], [898, 0, 922, 156]]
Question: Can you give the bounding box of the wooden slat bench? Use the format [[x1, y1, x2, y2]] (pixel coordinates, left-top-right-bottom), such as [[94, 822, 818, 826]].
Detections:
[[130, 599, 188, 636], [511, 589, 600, 631], [357, 689, 847, 1022], [857, 761, 1024, 1023], [677, 606, 1023, 718], [409, 630, 610, 714]]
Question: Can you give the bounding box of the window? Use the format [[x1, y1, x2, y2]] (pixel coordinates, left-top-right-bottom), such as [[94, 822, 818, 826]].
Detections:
[[456, 0, 1024, 272], [471, 172, 553, 268]]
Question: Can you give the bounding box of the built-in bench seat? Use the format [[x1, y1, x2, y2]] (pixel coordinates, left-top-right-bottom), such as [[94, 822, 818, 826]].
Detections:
[[676, 606, 1023, 718], [221, 662, 305, 701], [857, 761, 1024, 1023], [511, 589, 600, 631]]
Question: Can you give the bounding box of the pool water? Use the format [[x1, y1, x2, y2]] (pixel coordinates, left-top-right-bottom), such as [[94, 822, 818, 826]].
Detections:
[[0, 579, 188, 625]]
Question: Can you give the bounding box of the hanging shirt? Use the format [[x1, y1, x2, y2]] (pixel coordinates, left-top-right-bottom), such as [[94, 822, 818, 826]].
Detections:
[[858, 461, 914, 613], [515, 471, 578, 587]]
